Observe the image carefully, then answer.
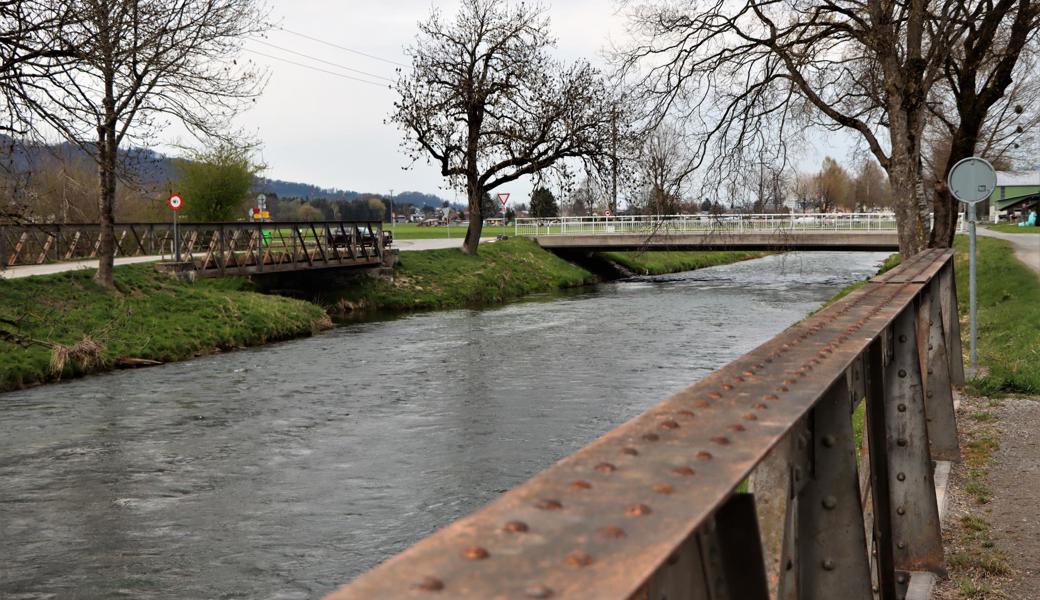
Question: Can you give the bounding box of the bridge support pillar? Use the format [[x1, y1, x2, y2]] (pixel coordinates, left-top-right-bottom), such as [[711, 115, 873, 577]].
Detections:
[[155, 260, 197, 283]]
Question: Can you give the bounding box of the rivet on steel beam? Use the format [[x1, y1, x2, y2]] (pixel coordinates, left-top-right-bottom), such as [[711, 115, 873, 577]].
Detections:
[[898, 404, 907, 412], [754, 363, 765, 370], [536, 499, 563, 510], [897, 541, 906, 550], [721, 383, 734, 391], [929, 344, 934, 350], [793, 466, 803, 482], [728, 424, 746, 432], [711, 436, 731, 445], [696, 451, 713, 461], [621, 447, 639, 456], [666, 553, 680, 566], [927, 391, 934, 399], [416, 576, 445, 592], [822, 434, 836, 448], [899, 334, 907, 343], [743, 370, 755, 377], [463, 546, 489, 560], [626, 503, 652, 516], [928, 368, 933, 375], [660, 420, 680, 430], [822, 559, 836, 571], [797, 434, 808, 450], [598, 526, 625, 539], [642, 432, 660, 442], [776, 386, 790, 393], [897, 473, 906, 482], [743, 412, 758, 421], [694, 400, 710, 408], [708, 391, 722, 399], [784, 379, 797, 385], [897, 438, 908, 447], [570, 480, 592, 491], [503, 521, 529, 533], [764, 394, 779, 402], [677, 410, 696, 419], [898, 369, 907, 378], [897, 507, 906, 516], [565, 551, 593, 568], [653, 483, 675, 495], [525, 584, 554, 598], [672, 465, 696, 476], [754, 403, 769, 410], [595, 463, 617, 473], [822, 496, 838, 510], [896, 574, 908, 585]]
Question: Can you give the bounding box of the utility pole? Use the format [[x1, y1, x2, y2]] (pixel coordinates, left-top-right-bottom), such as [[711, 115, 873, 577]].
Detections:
[[389, 188, 395, 232], [611, 102, 618, 215]]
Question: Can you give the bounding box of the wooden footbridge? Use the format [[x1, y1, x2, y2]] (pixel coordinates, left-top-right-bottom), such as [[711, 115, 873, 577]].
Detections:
[[0, 221, 387, 277], [328, 249, 963, 600]]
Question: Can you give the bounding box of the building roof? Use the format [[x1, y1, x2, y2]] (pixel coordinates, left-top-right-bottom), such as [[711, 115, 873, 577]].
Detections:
[[996, 171, 1040, 187]]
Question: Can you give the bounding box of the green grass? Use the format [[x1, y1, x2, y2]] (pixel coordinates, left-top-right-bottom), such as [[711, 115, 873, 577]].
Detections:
[[0, 264, 329, 392], [326, 238, 596, 312], [387, 223, 515, 240], [596, 250, 771, 275], [985, 223, 1040, 234], [956, 236, 1040, 395]]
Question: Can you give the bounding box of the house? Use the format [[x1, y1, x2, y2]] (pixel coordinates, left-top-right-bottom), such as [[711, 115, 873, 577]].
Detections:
[[989, 171, 1040, 222]]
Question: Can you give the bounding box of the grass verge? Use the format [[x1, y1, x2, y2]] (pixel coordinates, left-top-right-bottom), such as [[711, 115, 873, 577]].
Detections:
[[0, 264, 330, 392], [596, 250, 771, 275], [956, 236, 1040, 395], [984, 223, 1040, 234]]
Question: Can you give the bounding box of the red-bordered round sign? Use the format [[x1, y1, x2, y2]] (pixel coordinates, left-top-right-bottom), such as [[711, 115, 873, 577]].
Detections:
[[604, 209, 613, 217], [168, 194, 184, 211]]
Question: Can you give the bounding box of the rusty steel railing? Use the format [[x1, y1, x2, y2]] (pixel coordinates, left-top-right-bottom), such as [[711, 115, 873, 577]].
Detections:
[[0, 221, 386, 276], [327, 249, 963, 600]]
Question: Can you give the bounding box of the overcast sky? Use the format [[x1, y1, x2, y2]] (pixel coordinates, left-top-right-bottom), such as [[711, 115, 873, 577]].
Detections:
[[212, 1, 851, 204]]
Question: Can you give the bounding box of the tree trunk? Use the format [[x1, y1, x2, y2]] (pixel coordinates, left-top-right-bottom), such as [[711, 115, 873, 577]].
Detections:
[[930, 123, 982, 248], [95, 121, 117, 289], [463, 181, 483, 255], [885, 107, 930, 257]]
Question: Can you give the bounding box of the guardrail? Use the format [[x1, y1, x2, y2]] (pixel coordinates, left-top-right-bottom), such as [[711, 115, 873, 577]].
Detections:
[[0, 221, 386, 276], [327, 248, 962, 599], [515, 213, 899, 236]]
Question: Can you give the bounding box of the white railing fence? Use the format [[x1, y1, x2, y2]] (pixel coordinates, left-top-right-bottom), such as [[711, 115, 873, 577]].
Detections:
[[514, 213, 899, 236]]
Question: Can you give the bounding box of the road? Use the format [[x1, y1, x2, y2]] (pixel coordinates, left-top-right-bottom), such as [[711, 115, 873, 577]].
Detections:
[[979, 227, 1040, 274], [0, 238, 495, 280]]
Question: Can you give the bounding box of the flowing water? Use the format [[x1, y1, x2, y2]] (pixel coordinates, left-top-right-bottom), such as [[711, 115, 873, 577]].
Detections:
[[0, 252, 886, 599]]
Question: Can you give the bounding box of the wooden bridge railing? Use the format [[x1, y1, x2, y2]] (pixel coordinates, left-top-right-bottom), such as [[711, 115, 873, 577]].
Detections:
[[327, 249, 963, 600], [0, 221, 386, 276]]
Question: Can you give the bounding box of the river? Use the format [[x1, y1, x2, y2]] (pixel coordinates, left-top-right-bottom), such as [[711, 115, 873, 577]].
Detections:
[[0, 251, 886, 599]]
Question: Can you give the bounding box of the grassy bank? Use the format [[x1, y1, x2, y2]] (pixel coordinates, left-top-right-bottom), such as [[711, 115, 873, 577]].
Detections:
[[985, 223, 1040, 234], [389, 223, 514, 240], [0, 265, 330, 392], [327, 238, 595, 312], [956, 236, 1040, 395], [597, 250, 771, 275]]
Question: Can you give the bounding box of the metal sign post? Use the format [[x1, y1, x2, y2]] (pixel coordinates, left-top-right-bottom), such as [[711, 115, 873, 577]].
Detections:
[[947, 157, 997, 374], [168, 193, 184, 262], [498, 193, 510, 228]]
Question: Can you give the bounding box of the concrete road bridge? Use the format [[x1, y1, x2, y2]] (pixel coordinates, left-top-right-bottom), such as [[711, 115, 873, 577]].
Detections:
[[516, 213, 901, 251], [0, 220, 389, 277]]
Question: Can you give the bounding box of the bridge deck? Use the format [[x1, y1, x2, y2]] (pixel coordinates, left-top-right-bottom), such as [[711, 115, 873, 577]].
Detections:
[[534, 230, 900, 251]]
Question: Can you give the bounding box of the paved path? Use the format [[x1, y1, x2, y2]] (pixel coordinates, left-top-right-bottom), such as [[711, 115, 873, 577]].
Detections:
[[0, 238, 498, 280], [0, 255, 163, 280], [979, 227, 1040, 274]]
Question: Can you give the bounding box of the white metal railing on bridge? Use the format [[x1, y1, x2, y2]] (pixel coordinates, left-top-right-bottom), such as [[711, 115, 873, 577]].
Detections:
[[514, 212, 898, 236]]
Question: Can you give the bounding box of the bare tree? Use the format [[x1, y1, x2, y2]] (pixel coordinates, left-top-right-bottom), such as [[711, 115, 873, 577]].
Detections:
[[16, 0, 267, 288], [634, 122, 696, 214], [392, 0, 622, 254], [621, 0, 1036, 256]]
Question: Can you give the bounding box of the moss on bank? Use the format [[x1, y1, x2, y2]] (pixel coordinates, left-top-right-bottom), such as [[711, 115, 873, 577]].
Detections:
[[596, 250, 771, 276], [0, 265, 330, 392], [956, 236, 1040, 395]]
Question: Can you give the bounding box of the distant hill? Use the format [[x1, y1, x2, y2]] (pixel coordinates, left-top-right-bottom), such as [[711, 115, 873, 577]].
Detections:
[[0, 136, 452, 209]]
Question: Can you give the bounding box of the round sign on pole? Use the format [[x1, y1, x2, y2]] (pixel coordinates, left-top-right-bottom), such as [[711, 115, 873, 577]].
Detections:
[[948, 157, 997, 205], [168, 193, 183, 211], [604, 209, 613, 217]]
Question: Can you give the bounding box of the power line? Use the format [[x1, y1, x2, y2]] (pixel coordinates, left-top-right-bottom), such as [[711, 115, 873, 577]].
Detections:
[[245, 49, 391, 89], [276, 26, 409, 68], [248, 38, 394, 82]]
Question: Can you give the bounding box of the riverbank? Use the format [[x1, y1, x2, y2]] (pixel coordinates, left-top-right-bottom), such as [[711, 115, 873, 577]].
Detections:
[[322, 238, 769, 314], [0, 239, 769, 392], [0, 266, 331, 392]]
